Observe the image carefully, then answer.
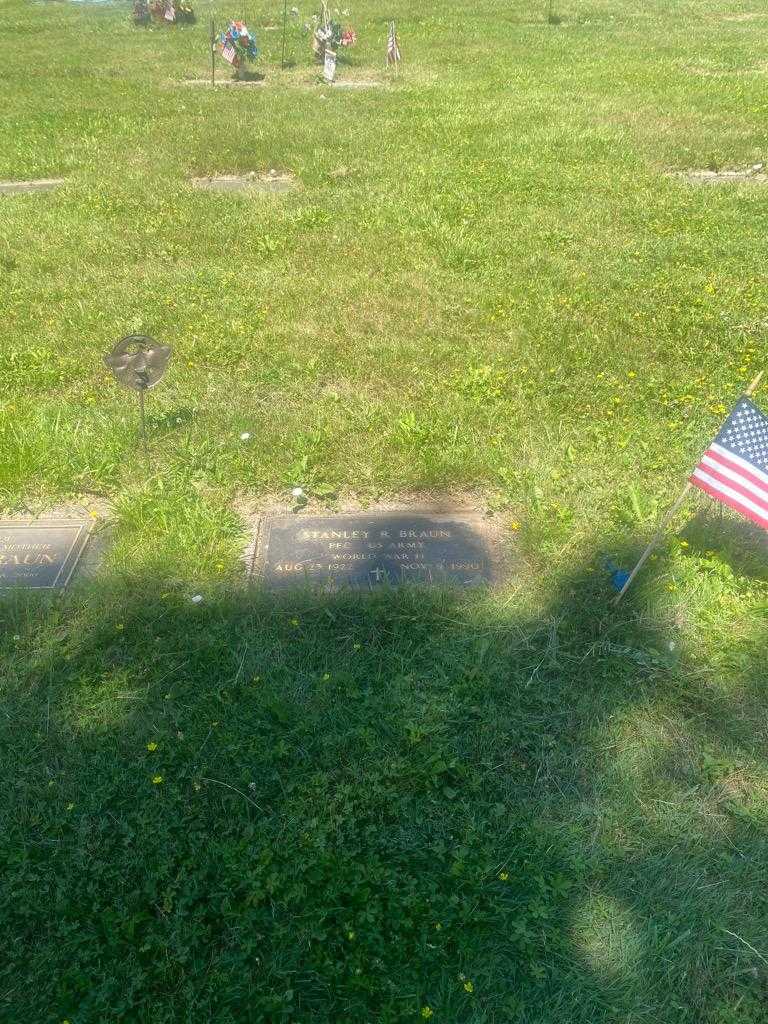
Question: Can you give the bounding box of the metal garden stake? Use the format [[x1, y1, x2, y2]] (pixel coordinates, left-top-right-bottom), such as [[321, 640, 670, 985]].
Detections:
[[104, 334, 172, 475]]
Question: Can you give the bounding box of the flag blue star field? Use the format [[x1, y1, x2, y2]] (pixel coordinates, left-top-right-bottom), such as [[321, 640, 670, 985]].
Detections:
[[690, 397, 768, 530]]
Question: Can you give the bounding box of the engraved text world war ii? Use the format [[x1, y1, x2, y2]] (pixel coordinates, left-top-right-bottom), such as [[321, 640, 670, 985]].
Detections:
[[254, 513, 497, 590]]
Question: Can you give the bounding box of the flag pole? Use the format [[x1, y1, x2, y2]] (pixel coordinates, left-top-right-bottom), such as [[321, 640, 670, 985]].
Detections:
[[613, 483, 693, 605], [746, 370, 764, 397], [281, 0, 288, 68], [210, 17, 216, 86], [614, 368, 765, 605]]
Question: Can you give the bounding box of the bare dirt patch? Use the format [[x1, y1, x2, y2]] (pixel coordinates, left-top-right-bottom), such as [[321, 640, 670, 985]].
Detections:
[[182, 78, 267, 88], [718, 12, 764, 21], [672, 166, 767, 185], [0, 178, 65, 196], [190, 171, 297, 194], [331, 79, 385, 90]]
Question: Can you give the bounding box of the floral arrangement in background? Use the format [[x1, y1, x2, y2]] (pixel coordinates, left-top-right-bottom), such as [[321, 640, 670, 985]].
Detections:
[[312, 4, 356, 63], [175, 3, 195, 24], [134, 0, 195, 25], [133, 0, 150, 24], [220, 21, 259, 73]]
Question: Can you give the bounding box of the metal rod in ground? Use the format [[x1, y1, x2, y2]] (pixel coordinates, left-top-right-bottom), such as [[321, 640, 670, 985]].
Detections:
[[281, 0, 288, 68], [210, 17, 216, 86], [138, 388, 150, 476], [613, 483, 693, 605]]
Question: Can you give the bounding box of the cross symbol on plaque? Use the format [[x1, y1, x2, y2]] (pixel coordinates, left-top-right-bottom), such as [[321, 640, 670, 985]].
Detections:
[[370, 567, 387, 583]]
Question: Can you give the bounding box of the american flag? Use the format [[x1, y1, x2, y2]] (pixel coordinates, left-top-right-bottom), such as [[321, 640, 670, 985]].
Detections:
[[221, 42, 236, 64], [690, 396, 768, 530], [386, 20, 401, 65]]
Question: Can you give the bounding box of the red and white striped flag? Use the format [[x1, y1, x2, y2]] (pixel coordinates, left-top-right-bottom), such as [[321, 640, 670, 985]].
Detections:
[[221, 42, 236, 64], [386, 20, 401, 65], [690, 396, 768, 530]]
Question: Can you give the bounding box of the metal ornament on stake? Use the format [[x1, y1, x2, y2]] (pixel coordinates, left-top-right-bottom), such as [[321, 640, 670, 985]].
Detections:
[[614, 369, 765, 605], [104, 335, 172, 475], [281, 0, 288, 68]]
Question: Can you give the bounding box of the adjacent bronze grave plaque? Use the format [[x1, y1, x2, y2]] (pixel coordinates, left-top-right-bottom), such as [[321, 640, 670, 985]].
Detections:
[[0, 519, 93, 590], [253, 513, 497, 590]]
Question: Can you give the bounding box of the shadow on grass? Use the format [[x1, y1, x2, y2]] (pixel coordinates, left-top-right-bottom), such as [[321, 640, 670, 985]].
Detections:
[[1, 551, 766, 1023], [681, 505, 768, 583]]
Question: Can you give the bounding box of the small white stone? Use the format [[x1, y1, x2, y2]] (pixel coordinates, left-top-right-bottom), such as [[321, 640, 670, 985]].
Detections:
[[291, 486, 304, 498], [191, 594, 204, 604], [240, 431, 251, 441], [752, 163, 764, 172]]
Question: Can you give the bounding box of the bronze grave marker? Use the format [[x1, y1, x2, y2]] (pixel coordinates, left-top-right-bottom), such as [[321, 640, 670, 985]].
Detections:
[[252, 513, 498, 590], [0, 519, 93, 590]]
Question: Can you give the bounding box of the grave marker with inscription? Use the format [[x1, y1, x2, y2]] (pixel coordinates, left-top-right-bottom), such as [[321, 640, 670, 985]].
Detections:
[[0, 519, 93, 590], [252, 513, 499, 590]]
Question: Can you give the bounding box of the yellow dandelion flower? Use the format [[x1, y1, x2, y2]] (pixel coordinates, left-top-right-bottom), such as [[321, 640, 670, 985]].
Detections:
[[147, 741, 158, 752], [463, 981, 474, 993], [290, 618, 299, 627], [152, 775, 164, 785], [421, 1008, 433, 1019], [499, 871, 509, 881], [679, 540, 689, 548], [627, 371, 636, 378], [510, 521, 521, 530]]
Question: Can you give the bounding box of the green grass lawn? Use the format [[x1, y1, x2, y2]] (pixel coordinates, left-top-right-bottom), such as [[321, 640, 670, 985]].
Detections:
[[2, 0, 768, 1020]]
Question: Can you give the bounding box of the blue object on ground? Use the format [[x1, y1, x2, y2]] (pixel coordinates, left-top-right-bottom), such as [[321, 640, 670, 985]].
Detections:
[[604, 559, 631, 593]]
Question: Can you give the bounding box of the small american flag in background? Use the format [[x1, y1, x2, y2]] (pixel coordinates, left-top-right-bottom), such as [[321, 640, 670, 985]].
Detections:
[[386, 21, 401, 65], [221, 42, 236, 64], [690, 397, 768, 530]]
